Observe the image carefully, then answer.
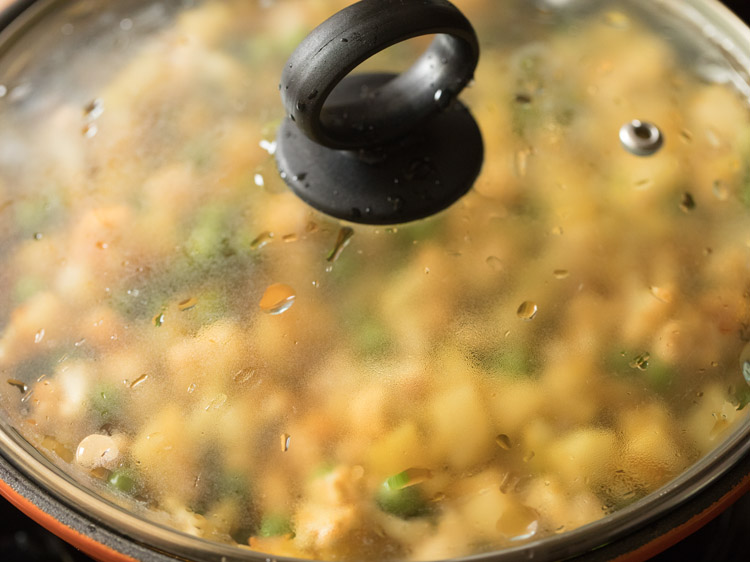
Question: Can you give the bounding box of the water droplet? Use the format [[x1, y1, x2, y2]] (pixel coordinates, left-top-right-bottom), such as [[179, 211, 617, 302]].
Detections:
[[629, 352, 650, 371], [33, 232, 43, 240], [516, 301, 538, 320], [250, 231, 274, 250], [259, 139, 277, 155], [515, 147, 533, 178], [389, 468, 433, 489], [130, 374, 148, 388], [282, 233, 298, 243], [259, 283, 296, 315], [634, 178, 653, 190], [486, 256, 504, 272], [327, 227, 354, 262], [281, 433, 291, 452], [119, 18, 133, 31], [434, 89, 443, 102], [495, 434, 512, 450], [82, 123, 98, 138], [254, 173, 265, 187], [7, 379, 28, 394], [152, 311, 165, 327], [83, 98, 104, 120], [205, 393, 228, 411], [679, 192, 696, 213], [712, 180, 729, 201], [649, 286, 673, 303], [386, 194, 404, 211], [178, 297, 197, 311], [296, 101, 306, 112], [424, 267, 430, 275], [553, 269, 569, 279], [34, 329, 45, 344], [187, 383, 196, 394], [515, 93, 532, 104], [233, 368, 255, 384], [496, 504, 539, 540], [523, 450, 535, 462]]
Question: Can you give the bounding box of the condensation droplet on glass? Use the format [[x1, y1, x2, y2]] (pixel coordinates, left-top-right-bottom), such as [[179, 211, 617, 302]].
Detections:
[[515, 147, 532, 178], [82, 123, 98, 138], [205, 393, 227, 411], [496, 504, 539, 541], [34, 329, 45, 344], [187, 383, 196, 394], [495, 434, 512, 450], [119, 18, 133, 31], [523, 450, 535, 463], [152, 311, 165, 327], [629, 352, 650, 371], [649, 286, 673, 304], [83, 98, 104, 121], [259, 283, 296, 315], [233, 368, 254, 384], [254, 173, 265, 187], [424, 267, 430, 275], [553, 269, 569, 279], [486, 255, 504, 272], [178, 297, 197, 311], [679, 192, 696, 213], [130, 374, 148, 388], [712, 179, 729, 201], [250, 231, 274, 250], [281, 433, 291, 452], [259, 139, 277, 155], [517, 301, 538, 320], [7, 379, 28, 394], [327, 226, 354, 262], [282, 233, 298, 243]]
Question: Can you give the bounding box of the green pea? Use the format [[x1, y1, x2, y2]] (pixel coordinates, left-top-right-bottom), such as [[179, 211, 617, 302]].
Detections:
[[376, 472, 430, 519], [108, 469, 138, 494], [258, 513, 293, 537]]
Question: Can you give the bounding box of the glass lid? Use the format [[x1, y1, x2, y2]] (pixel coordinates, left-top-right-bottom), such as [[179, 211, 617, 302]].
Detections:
[[0, 0, 749, 560]]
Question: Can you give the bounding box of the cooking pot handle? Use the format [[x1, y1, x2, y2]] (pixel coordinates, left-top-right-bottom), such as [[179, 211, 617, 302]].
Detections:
[[279, 0, 479, 150]]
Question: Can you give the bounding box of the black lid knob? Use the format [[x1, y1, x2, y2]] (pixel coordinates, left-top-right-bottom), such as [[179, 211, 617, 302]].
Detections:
[[275, 0, 484, 225]]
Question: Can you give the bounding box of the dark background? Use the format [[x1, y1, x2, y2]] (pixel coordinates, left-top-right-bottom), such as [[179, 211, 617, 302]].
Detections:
[[2, 0, 750, 561]]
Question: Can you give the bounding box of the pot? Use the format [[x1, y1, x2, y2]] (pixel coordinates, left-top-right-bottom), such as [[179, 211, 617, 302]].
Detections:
[[0, 1, 749, 561]]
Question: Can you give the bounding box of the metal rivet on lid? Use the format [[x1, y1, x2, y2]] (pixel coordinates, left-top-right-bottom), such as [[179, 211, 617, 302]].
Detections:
[[619, 119, 663, 156]]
